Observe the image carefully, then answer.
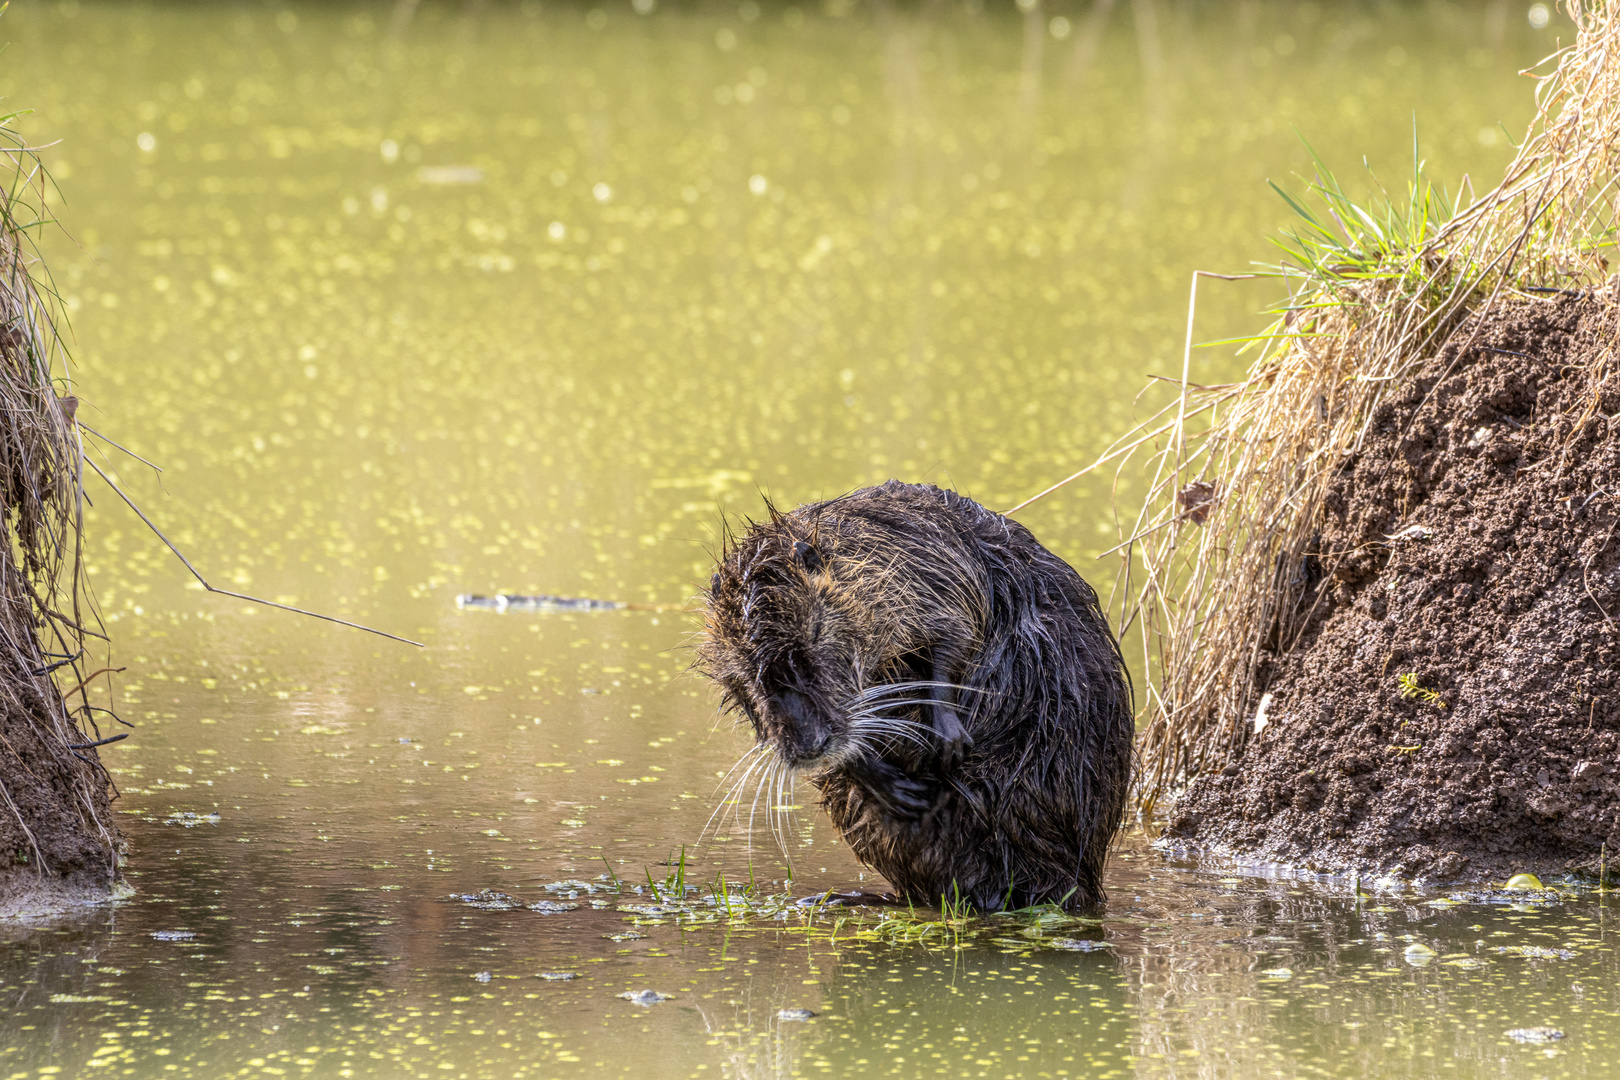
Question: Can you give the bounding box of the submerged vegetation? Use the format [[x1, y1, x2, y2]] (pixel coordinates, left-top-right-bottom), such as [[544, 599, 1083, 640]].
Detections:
[[455, 855, 1114, 955], [1103, 0, 1620, 806], [444, 848, 1611, 952], [451, 847, 1114, 951]]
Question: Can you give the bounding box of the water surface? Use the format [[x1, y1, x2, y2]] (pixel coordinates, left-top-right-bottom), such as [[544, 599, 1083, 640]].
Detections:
[[4, 2, 1611, 1077]]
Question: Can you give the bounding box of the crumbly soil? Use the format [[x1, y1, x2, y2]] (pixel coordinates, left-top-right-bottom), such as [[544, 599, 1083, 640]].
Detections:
[[1167, 291, 1620, 882], [0, 679, 121, 915]]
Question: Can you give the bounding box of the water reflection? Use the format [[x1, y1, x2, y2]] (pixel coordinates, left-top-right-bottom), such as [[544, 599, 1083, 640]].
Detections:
[[9, 841, 1620, 1078]]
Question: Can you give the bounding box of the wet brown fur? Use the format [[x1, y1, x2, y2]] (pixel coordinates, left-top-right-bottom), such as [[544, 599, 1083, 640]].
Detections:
[[699, 481, 1133, 910]]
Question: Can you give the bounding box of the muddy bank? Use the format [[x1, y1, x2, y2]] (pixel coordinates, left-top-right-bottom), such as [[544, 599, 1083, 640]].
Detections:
[[1167, 291, 1620, 882], [0, 871, 125, 921], [0, 680, 122, 917]]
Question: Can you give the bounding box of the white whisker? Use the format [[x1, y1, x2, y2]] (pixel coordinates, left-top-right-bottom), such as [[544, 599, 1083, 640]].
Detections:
[[782, 768, 803, 853], [855, 680, 988, 704], [849, 710, 936, 730], [708, 742, 763, 797], [699, 747, 770, 849], [769, 763, 788, 868], [850, 725, 932, 752], [746, 755, 775, 862], [850, 698, 944, 713], [855, 717, 932, 734]]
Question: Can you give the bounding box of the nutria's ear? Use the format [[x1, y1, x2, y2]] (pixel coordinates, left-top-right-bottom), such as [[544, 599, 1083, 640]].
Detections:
[[793, 540, 825, 574]]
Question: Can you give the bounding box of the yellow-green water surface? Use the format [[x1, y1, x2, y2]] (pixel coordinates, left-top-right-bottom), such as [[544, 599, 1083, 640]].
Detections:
[[4, 2, 1617, 1078]]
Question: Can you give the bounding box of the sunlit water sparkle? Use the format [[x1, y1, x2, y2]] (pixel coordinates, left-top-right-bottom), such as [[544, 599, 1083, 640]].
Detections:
[[2, 1, 1612, 1078]]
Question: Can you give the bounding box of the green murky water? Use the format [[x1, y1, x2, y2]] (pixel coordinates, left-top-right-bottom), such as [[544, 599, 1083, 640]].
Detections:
[[4, 1, 1616, 1077]]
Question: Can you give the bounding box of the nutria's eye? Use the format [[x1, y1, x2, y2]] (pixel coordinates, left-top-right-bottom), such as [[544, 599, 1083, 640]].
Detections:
[[794, 540, 825, 574], [726, 685, 761, 726]]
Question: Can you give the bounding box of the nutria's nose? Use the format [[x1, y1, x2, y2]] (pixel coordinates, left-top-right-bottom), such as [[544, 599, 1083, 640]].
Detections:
[[795, 731, 831, 760], [772, 689, 830, 760]]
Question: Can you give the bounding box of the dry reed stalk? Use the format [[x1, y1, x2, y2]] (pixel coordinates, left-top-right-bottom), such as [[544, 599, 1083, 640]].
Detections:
[[0, 102, 124, 891], [1024, 0, 1620, 811]]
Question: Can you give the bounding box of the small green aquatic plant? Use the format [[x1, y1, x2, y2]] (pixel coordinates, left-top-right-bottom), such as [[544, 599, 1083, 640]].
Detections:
[[653, 845, 689, 894], [1396, 672, 1445, 708], [599, 857, 622, 890]]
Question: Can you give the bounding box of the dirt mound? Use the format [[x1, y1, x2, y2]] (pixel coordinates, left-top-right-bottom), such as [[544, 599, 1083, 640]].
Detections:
[[1166, 292, 1620, 882]]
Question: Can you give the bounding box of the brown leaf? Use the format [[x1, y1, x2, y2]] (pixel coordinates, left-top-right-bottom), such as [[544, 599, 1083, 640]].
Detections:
[[1177, 479, 1216, 525]]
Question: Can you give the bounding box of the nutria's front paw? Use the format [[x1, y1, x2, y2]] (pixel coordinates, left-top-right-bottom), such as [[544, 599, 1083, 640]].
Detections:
[[932, 708, 972, 770], [937, 729, 971, 770], [905, 774, 941, 812], [851, 758, 933, 818], [880, 773, 934, 817]]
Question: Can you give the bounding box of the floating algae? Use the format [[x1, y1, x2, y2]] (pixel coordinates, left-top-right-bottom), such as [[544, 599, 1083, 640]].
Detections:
[[1403, 944, 1437, 967], [456, 593, 628, 613], [1493, 945, 1578, 960], [449, 890, 524, 910], [160, 811, 220, 827], [527, 900, 580, 914], [618, 989, 670, 1005]]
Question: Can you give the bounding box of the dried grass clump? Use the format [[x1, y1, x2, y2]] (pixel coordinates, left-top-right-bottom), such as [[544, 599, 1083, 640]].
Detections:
[[0, 100, 122, 907], [1098, 0, 1620, 808]]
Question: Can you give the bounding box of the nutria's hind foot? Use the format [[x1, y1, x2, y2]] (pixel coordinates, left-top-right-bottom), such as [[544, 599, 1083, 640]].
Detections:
[[795, 890, 902, 908]]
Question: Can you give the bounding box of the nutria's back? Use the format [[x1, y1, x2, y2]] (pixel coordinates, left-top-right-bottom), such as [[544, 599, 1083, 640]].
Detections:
[[699, 480, 1133, 910]]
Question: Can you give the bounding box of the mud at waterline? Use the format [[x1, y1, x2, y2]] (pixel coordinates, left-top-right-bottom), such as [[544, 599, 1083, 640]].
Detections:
[[1168, 290, 1620, 882]]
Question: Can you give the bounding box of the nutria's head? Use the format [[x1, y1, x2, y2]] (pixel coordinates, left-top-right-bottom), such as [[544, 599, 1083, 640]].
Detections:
[[699, 510, 909, 771]]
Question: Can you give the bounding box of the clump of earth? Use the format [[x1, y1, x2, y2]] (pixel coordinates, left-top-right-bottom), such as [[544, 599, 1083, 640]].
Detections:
[[1166, 290, 1620, 882], [0, 688, 121, 916]]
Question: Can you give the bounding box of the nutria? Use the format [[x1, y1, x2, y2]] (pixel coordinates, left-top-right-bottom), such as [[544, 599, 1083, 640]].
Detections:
[[698, 480, 1133, 910]]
